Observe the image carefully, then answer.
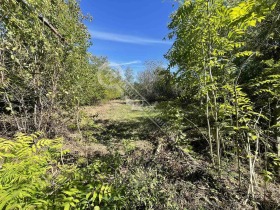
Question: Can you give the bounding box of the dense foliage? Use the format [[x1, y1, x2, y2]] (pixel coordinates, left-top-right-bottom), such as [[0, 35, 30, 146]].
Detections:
[[0, 0, 279, 209], [163, 0, 280, 199], [0, 133, 122, 209], [0, 0, 122, 135], [133, 61, 178, 102]]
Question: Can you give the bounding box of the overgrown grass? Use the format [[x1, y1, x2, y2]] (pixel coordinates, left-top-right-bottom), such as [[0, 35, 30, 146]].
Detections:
[[64, 100, 280, 209], [83, 100, 159, 122]]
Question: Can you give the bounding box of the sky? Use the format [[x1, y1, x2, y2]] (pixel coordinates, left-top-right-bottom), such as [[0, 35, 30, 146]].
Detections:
[[79, 0, 177, 73]]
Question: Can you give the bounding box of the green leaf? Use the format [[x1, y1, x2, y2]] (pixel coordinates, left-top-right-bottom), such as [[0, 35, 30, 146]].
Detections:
[[251, 135, 258, 140], [91, 191, 98, 202], [99, 193, 103, 203], [86, 192, 92, 199], [64, 203, 70, 210]]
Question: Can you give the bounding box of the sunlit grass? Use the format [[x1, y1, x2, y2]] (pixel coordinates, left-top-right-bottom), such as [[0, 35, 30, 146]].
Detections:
[[82, 100, 159, 122], [106, 104, 158, 121]]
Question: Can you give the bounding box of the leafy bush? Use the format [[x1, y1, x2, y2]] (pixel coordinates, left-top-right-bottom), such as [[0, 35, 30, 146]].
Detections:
[[0, 133, 122, 209], [0, 132, 62, 209], [118, 167, 177, 210]]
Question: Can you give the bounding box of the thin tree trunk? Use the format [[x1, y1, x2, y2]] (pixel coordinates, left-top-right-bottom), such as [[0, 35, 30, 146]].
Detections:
[[234, 85, 241, 188], [203, 47, 214, 163]]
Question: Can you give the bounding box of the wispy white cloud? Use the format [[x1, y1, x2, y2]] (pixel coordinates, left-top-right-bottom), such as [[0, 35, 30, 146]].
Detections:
[[90, 30, 172, 45], [110, 60, 142, 67]]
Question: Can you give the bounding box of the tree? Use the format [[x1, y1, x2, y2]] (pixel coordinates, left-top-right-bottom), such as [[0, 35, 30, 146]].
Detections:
[[238, 1, 280, 173], [165, 0, 277, 199], [0, 0, 118, 135], [124, 67, 134, 84], [135, 61, 177, 102]]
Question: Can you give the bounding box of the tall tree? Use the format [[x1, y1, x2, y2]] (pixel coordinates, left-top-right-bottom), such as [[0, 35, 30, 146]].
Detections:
[[165, 0, 277, 198], [0, 0, 90, 134], [124, 67, 134, 84]]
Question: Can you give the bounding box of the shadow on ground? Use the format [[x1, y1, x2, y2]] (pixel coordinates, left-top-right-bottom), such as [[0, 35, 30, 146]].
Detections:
[[93, 116, 161, 145]]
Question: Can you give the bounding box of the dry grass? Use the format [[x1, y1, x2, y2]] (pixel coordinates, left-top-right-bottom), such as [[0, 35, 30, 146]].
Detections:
[[82, 100, 158, 121], [65, 100, 158, 158]]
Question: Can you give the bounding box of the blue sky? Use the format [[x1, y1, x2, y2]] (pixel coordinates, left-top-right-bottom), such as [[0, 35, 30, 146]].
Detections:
[[80, 0, 177, 73]]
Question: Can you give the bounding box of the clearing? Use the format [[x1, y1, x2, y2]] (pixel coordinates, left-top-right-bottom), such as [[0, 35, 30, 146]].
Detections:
[[64, 100, 280, 209]]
